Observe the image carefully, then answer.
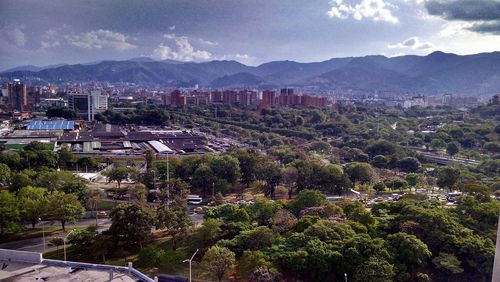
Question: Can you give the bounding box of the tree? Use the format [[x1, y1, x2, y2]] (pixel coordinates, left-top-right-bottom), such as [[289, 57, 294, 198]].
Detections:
[[129, 183, 148, 204], [345, 162, 375, 184], [396, 157, 421, 173], [86, 189, 103, 224], [36, 170, 89, 203], [109, 203, 154, 248], [0, 163, 12, 187], [10, 172, 34, 192], [0, 190, 20, 234], [256, 160, 282, 199], [437, 167, 460, 191], [68, 225, 98, 253], [230, 149, 258, 187], [46, 106, 76, 119], [271, 209, 297, 234], [373, 182, 386, 194], [290, 189, 325, 213], [57, 147, 76, 169], [483, 142, 500, 153], [90, 234, 113, 262], [386, 232, 431, 273], [190, 164, 215, 197], [405, 173, 420, 189], [77, 157, 99, 171], [192, 218, 223, 251], [249, 198, 282, 225], [143, 149, 155, 171], [48, 191, 84, 231], [18, 186, 48, 229], [237, 251, 273, 280], [228, 226, 277, 252], [432, 252, 464, 274], [366, 140, 397, 157], [354, 256, 395, 282], [281, 166, 298, 199], [210, 155, 241, 184], [202, 246, 235, 282], [156, 179, 192, 249], [304, 220, 355, 243], [310, 110, 326, 124], [103, 166, 134, 190], [371, 155, 388, 168], [430, 139, 446, 151], [446, 142, 460, 157]]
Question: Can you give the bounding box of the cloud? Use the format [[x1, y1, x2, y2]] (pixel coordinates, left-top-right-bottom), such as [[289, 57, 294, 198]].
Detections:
[[327, 0, 399, 24], [65, 29, 136, 50], [198, 38, 218, 46], [40, 29, 60, 49], [0, 25, 27, 47], [425, 0, 500, 21], [153, 33, 211, 61], [467, 21, 500, 35], [424, 0, 500, 35], [218, 53, 257, 65], [388, 36, 435, 49], [169, 25, 176, 31]]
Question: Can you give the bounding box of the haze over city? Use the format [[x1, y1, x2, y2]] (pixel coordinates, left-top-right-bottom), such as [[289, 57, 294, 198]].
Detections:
[[1, 0, 500, 70]]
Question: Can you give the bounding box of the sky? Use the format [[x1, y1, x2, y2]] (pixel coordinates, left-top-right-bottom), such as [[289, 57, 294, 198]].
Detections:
[[0, 0, 499, 70]]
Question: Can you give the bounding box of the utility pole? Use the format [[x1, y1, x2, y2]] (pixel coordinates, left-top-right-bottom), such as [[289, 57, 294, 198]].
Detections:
[[166, 153, 170, 209]]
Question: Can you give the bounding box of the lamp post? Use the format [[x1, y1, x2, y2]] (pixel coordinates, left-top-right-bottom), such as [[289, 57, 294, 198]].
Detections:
[[344, 273, 348, 282], [182, 249, 198, 282], [38, 218, 46, 253], [63, 229, 77, 263]]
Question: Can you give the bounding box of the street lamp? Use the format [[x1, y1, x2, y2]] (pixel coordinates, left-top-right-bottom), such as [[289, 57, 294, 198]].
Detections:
[[63, 229, 77, 263], [182, 249, 198, 282], [344, 273, 348, 282], [38, 218, 46, 253]]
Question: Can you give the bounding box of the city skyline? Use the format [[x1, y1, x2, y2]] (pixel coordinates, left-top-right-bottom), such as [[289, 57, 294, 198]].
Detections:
[[1, 0, 499, 70]]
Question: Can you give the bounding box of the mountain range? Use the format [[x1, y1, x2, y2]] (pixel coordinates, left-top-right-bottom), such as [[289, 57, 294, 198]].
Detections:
[[2, 51, 499, 96]]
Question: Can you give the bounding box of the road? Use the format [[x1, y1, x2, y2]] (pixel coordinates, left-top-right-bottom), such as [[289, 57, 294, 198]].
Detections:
[[0, 212, 204, 253], [0, 218, 112, 253]]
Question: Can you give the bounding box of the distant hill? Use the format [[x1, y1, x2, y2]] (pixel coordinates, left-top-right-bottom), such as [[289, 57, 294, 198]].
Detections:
[[3, 63, 67, 73], [2, 51, 499, 96]]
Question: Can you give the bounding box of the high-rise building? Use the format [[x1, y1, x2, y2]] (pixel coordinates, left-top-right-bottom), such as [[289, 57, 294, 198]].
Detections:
[[443, 94, 453, 106], [68, 91, 93, 121], [28, 86, 41, 110], [169, 90, 186, 107], [7, 79, 29, 113], [91, 90, 108, 113], [261, 90, 276, 108]]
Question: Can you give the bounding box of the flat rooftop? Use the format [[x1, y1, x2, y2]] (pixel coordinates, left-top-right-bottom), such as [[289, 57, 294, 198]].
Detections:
[[0, 260, 136, 282], [27, 119, 75, 131]]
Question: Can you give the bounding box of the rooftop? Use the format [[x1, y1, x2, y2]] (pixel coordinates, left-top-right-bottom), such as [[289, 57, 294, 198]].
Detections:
[[27, 119, 75, 131], [0, 261, 136, 282]]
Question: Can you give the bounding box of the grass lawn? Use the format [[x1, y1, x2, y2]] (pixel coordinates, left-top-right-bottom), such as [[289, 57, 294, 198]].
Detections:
[[96, 200, 119, 211]]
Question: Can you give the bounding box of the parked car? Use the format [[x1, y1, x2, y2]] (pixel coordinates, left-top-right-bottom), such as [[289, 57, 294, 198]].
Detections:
[[193, 207, 204, 214]]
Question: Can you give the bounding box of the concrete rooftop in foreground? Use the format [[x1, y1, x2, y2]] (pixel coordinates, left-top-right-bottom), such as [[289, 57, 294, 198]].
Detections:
[[0, 260, 136, 282]]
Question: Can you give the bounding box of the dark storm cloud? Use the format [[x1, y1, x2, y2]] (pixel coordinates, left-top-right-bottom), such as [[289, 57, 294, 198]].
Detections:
[[468, 21, 500, 35], [425, 0, 500, 21]]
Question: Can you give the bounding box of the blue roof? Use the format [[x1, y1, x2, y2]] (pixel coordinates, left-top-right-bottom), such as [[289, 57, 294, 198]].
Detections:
[[27, 120, 75, 130]]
